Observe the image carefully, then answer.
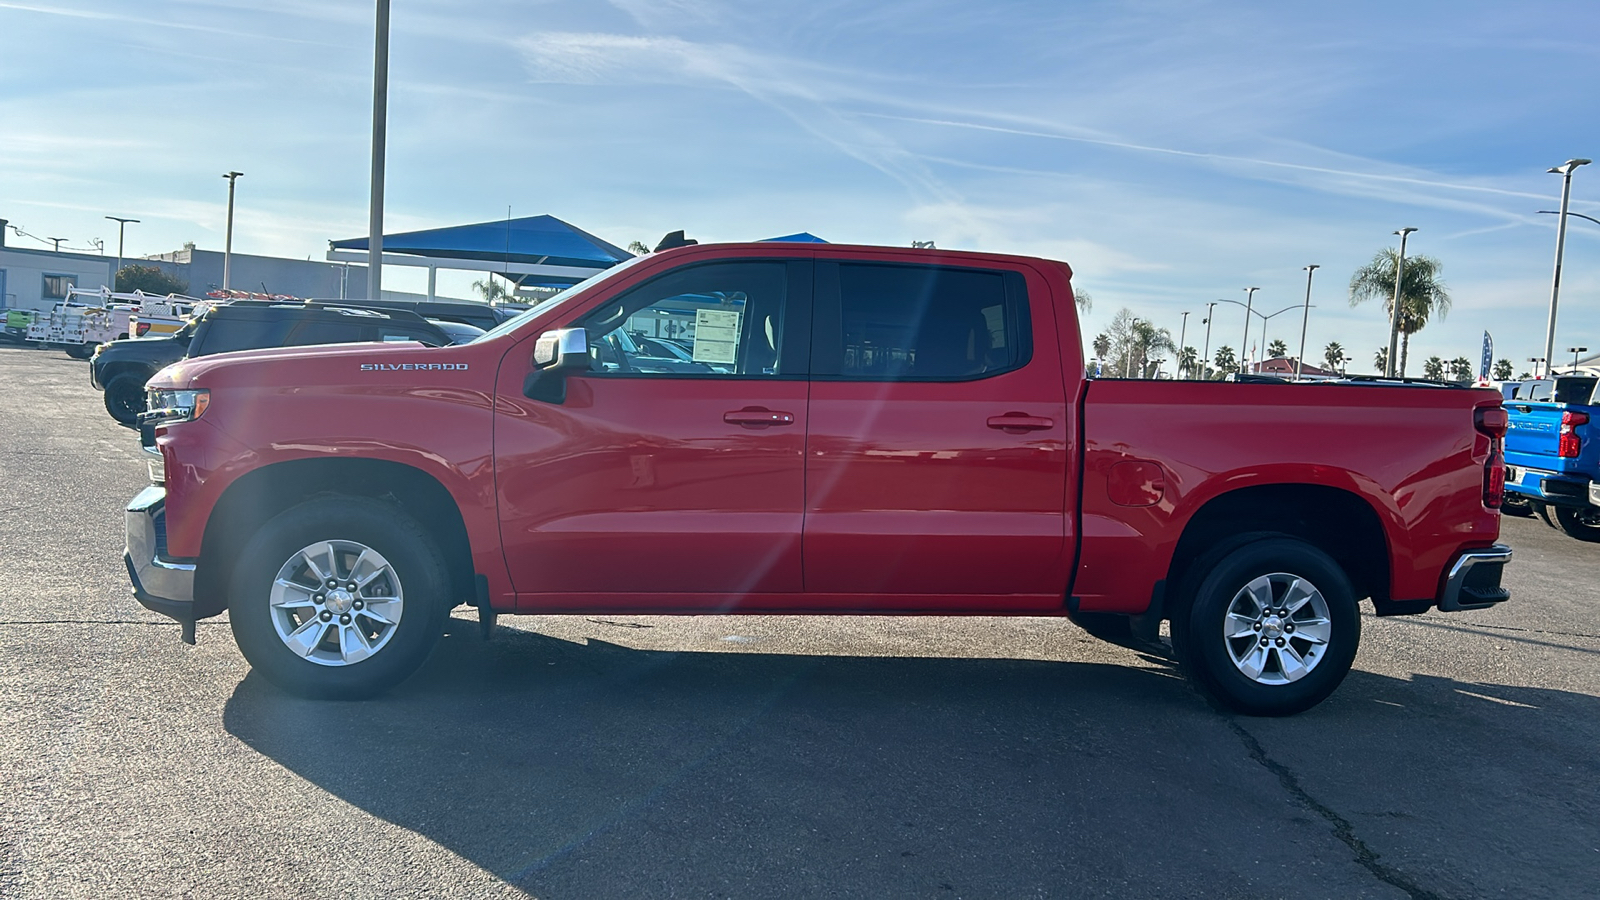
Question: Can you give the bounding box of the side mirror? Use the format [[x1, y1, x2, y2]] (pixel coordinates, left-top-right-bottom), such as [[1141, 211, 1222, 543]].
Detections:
[[524, 328, 589, 402]]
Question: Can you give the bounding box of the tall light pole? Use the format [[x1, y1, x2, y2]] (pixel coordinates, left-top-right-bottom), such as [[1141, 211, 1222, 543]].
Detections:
[[1387, 227, 1417, 377], [1529, 357, 1546, 379], [221, 171, 243, 290], [1543, 159, 1591, 374], [1202, 301, 1218, 379], [1126, 318, 1140, 378], [1240, 287, 1259, 372], [1177, 311, 1190, 378], [105, 216, 138, 290], [1570, 346, 1589, 373], [368, 0, 391, 300], [47, 237, 67, 252], [1297, 264, 1319, 380]]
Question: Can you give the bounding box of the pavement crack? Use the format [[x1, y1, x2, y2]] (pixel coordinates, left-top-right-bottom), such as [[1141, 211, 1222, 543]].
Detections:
[[1227, 720, 1447, 900]]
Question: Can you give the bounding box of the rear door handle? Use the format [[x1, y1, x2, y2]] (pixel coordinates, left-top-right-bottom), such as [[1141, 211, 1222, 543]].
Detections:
[[724, 407, 795, 427], [987, 413, 1054, 432]]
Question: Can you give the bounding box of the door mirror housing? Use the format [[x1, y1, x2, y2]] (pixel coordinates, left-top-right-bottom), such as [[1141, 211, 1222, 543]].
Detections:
[[533, 328, 588, 371], [525, 327, 589, 402]]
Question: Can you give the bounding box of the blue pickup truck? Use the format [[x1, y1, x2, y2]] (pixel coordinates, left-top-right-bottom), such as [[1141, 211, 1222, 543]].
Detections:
[[1503, 375, 1600, 539]]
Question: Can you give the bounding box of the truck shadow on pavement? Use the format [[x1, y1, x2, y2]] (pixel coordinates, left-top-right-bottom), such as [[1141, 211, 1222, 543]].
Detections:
[[222, 618, 1600, 899]]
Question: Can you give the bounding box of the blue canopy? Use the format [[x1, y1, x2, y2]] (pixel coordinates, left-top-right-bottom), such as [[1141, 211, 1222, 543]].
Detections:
[[331, 215, 633, 270], [763, 232, 828, 243]]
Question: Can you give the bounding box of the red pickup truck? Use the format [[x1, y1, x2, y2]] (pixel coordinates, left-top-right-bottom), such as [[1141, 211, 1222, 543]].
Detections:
[[126, 242, 1511, 715]]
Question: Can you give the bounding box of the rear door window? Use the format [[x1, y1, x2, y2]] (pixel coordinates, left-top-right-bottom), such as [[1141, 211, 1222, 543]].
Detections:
[[810, 262, 1029, 380], [198, 317, 293, 354], [285, 319, 372, 346]]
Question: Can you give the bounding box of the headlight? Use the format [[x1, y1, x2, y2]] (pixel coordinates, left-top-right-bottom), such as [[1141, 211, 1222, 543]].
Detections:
[[142, 388, 210, 425]]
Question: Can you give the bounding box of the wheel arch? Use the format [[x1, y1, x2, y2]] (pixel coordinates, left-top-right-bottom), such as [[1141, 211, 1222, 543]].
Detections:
[[195, 457, 475, 618], [1164, 483, 1392, 619]]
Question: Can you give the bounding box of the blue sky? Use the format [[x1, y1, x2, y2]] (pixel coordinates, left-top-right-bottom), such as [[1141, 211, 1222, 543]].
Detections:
[[4, 0, 1600, 371]]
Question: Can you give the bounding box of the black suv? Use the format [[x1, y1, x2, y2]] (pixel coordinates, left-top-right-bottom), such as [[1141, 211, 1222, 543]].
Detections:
[[91, 301, 467, 425]]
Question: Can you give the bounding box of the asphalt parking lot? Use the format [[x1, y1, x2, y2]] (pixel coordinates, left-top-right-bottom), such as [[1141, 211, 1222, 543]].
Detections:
[[0, 344, 1596, 899]]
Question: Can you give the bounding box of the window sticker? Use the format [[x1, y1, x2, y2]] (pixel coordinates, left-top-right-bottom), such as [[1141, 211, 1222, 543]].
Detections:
[[692, 309, 741, 365]]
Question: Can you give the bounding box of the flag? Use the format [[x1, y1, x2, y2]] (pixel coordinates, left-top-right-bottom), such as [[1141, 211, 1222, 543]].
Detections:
[[1480, 331, 1494, 379]]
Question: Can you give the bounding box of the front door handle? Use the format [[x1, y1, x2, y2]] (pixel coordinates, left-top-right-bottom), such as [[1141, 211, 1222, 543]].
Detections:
[[725, 407, 795, 428], [987, 413, 1054, 433]]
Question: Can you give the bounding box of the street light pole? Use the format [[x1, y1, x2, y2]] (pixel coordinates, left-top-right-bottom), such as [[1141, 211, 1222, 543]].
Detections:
[[1297, 264, 1319, 380], [368, 0, 391, 300], [1177, 311, 1189, 378], [47, 237, 66, 252], [1241, 287, 1259, 373], [1202, 301, 1217, 379], [221, 172, 243, 290], [1544, 159, 1591, 374], [1387, 227, 1417, 377], [1570, 346, 1589, 373], [1529, 357, 1546, 379], [105, 216, 138, 290]]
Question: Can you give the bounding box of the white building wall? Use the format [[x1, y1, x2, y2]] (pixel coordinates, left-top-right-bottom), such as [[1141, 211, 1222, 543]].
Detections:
[[0, 246, 115, 312]]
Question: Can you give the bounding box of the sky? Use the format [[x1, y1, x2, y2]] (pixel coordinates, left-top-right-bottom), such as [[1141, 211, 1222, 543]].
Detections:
[[4, 0, 1600, 373]]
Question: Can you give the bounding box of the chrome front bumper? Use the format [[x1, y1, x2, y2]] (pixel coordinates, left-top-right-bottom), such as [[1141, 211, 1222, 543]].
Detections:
[[1590, 482, 1600, 508], [124, 485, 198, 643], [1437, 544, 1512, 612]]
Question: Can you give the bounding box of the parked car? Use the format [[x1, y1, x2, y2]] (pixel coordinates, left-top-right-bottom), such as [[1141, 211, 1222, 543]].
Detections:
[[127, 241, 1510, 715], [91, 301, 460, 425], [1504, 374, 1600, 539]]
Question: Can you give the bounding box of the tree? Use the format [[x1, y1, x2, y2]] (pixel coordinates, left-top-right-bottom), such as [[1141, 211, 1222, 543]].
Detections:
[[1213, 345, 1238, 377], [626, 240, 650, 256], [1493, 358, 1514, 381], [1374, 347, 1388, 373], [1449, 356, 1474, 383], [1423, 356, 1445, 381], [1348, 248, 1452, 377], [1267, 339, 1287, 359], [1099, 308, 1175, 377], [1323, 341, 1346, 373], [115, 264, 188, 295], [472, 276, 513, 304], [1074, 289, 1092, 313], [1177, 346, 1198, 379], [1092, 333, 1111, 360]]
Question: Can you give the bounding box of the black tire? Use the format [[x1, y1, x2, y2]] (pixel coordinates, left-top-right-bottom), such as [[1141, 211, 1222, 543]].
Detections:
[[103, 373, 147, 426], [1500, 494, 1534, 518], [1553, 505, 1600, 541], [229, 496, 452, 700], [1534, 500, 1560, 530], [65, 342, 95, 360], [1176, 537, 1360, 716]]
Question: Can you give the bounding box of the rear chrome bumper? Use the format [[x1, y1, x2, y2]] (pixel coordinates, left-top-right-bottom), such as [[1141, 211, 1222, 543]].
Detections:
[[124, 485, 198, 643], [1437, 544, 1512, 612], [1589, 482, 1600, 508]]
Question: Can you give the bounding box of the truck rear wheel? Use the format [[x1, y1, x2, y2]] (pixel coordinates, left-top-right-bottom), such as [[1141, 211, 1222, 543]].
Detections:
[[65, 342, 95, 360], [103, 374, 147, 425], [1175, 537, 1359, 716], [1553, 505, 1600, 541], [1500, 494, 1534, 517], [228, 497, 451, 699]]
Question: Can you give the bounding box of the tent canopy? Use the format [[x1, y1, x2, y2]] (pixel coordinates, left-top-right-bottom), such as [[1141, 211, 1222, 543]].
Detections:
[[763, 232, 828, 243], [331, 215, 634, 270]]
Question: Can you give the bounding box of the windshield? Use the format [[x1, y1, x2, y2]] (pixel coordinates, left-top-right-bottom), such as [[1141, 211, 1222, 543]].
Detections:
[[471, 254, 653, 343]]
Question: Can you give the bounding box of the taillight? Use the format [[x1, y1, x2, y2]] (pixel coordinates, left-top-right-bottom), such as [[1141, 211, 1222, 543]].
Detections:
[[136, 322, 151, 337], [1477, 406, 1508, 509], [1559, 410, 1588, 459]]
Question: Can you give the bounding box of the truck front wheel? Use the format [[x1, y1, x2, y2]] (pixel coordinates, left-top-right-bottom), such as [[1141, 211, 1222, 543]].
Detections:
[[228, 497, 451, 699], [1175, 537, 1359, 716], [103, 374, 147, 425]]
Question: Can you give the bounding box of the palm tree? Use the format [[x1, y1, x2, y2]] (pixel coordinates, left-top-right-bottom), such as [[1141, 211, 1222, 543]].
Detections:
[[1349, 248, 1452, 377], [1423, 356, 1445, 380], [1075, 289, 1093, 313], [1323, 341, 1346, 373], [1213, 345, 1238, 377], [1177, 346, 1198, 379], [472, 277, 513, 304], [1267, 339, 1287, 359], [1374, 347, 1388, 373], [1092, 333, 1111, 360], [1493, 358, 1514, 381], [1129, 319, 1175, 377], [1449, 356, 1473, 383]]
